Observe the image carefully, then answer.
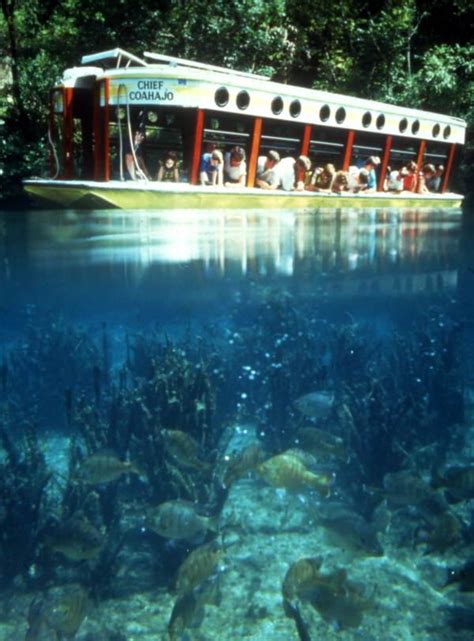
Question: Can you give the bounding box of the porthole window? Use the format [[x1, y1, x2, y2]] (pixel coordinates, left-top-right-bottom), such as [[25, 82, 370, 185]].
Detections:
[[399, 118, 408, 133], [443, 125, 451, 140], [432, 124, 440, 138], [210, 118, 220, 130], [411, 120, 420, 135], [362, 111, 372, 128], [271, 96, 284, 115], [215, 87, 229, 107], [320, 105, 330, 122], [335, 107, 346, 124], [236, 90, 250, 110], [290, 99, 301, 118], [376, 114, 385, 130]]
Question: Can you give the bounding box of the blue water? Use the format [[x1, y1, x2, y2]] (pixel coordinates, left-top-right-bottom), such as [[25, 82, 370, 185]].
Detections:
[[0, 206, 473, 640]]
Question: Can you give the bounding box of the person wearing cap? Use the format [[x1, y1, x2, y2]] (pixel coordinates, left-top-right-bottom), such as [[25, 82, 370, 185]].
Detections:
[[200, 149, 224, 186], [124, 129, 151, 180], [362, 156, 381, 191], [224, 146, 247, 187], [255, 150, 280, 189]]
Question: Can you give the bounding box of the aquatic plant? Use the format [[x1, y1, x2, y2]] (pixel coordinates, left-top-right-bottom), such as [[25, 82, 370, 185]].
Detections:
[[3, 315, 101, 430], [0, 420, 51, 587]]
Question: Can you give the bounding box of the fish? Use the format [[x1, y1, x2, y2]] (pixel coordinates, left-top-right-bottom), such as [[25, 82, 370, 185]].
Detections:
[[416, 511, 463, 553], [46, 514, 104, 561], [43, 585, 91, 636], [282, 557, 324, 601], [220, 443, 266, 488], [257, 452, 332, 497], [162, 429, 210, 471], [383, 470, 433, 506], [445, 559, 474, 592], [175, 540, 222, 594], [168, 577, 220, 641], [432, 465, 474, 501], [283, 557, 371, 630], [294, 391, 334, 420], [295, 427, 347, 461], [316, 502, 383, 556], [76, 450, 140, 484], [147, 500, 219, 540], [26, 586, 91, 640]]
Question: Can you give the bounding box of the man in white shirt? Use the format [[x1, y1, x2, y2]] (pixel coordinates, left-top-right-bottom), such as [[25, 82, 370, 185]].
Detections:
[[255, 150, 280, 189], [224, 146, 247, 186]]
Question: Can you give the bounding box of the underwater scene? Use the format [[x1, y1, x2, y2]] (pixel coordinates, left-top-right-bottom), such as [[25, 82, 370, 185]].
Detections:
[[0, 206, 473, 641]]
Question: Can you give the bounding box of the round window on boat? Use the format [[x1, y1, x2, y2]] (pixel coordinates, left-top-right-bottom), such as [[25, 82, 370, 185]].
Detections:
[[236, 90, 250, 110], [399, 118, 408, 133], [215, 87, 229, 108], [411, 120, 420, 135], [362, 111, 372, 128], [320, 105, 331, 122], [335, 107, 346, 124], [271, 96, 284, 115], [443, 125, 451, 139], [210, 118, 220, 130], [147, 110, 158, 123], [432, 123, 441, 138], [376, 114, 385, 130], [290, 99, 301, 118]]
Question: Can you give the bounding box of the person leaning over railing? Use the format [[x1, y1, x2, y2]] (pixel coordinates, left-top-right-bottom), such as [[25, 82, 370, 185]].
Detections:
[[255, 155, 311, 191], [255, 150, 280, 189], [224, 146, 247, 187], [200, 149, 224, 186]]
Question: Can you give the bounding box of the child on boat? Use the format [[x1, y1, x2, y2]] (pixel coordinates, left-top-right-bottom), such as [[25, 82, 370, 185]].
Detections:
[[157, 151, 180, 182], [200, 149, 224, 186]]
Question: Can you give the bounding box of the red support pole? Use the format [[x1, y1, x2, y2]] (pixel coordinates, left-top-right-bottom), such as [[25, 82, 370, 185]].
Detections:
[[103, 79, 110, 182], [415, 140, 426, 191], [342, 130, 355, 171], [63, 87, 74, 179], [247, 116, 262, 187], [49, 90, 56, 178], [93, 81, 102, 180], [378, 135, 392, 191], [300, 124, 312, 157], [190, 108, 205, 185], [441, 144, 456, 193]]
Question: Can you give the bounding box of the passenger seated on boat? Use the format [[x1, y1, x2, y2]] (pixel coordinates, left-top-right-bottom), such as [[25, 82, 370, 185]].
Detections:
[[272, 155, 311, 191], [362, 156, 381, 190], [426, 164, 444, 192], [417, 163, 436, 194], [224, 146, 247, 187], [255, 150, 281, 189], [352, 168, 373, 193], [308, 163, 335, 192], [402, 161, 418, 192], [124, 129, 151, 180], [200, 149, 224, 186], [386, 167, 404, 192], [156, 151, 180, 182], [331, 170, 350, 193]]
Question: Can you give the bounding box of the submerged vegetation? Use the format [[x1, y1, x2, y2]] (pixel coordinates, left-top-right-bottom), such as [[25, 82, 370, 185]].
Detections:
[[0, 0, 473, 203], [0, 293, 472, 638]]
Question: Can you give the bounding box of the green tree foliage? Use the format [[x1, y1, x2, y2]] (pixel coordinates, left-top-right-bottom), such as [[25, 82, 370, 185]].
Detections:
[[0, 0, 473, 203]]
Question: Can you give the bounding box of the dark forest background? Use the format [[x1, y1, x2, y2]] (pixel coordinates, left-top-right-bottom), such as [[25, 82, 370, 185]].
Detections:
[[1, 0, 473, 204]]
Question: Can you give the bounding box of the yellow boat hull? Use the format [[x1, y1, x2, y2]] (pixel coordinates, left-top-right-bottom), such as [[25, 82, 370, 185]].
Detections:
[[23, 179, 464, 210]]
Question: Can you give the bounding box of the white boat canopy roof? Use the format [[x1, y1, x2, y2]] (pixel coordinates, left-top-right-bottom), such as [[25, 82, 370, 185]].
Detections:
[[81, 48, 148, 68]]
